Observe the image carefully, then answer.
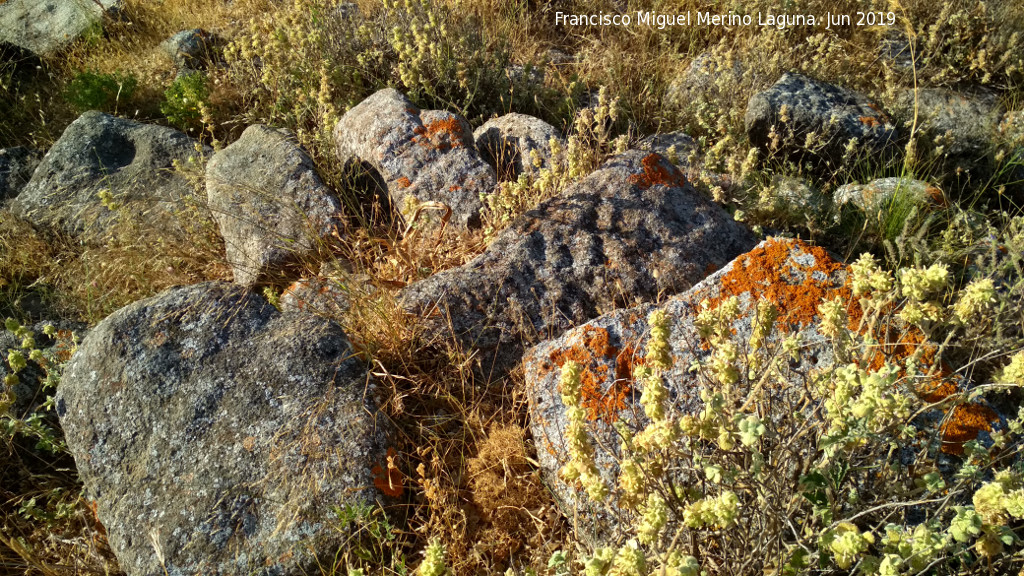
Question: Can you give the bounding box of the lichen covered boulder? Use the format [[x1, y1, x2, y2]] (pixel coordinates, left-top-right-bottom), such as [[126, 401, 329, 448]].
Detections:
[[399, 150, 756, 377], [207, 125, 343, 286], [57, 282, 389, 576], [745, 73, 898, 165], [473, 113, 564, 180], [11, 111, 208, 241], [525, 238, 996, 521], [333, 88, 496, 228]]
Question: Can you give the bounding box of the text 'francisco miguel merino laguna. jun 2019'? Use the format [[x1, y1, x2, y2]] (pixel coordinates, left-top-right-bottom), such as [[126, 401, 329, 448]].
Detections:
[[555, 10, 898, 30]]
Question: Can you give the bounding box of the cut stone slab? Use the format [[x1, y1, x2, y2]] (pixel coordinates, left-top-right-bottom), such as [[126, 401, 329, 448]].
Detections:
[[333, 88, 496, 229], [0, 146, 43, 202], [10, 111, 209, 242], [473, 113, 564, 180], [0, 0, 121, 57], [525, 238, 997, 529], [57, 281, 389, 576], [745, 72, 898, 166], [206, 124, 343, 286], [399, 150, 756, 377]]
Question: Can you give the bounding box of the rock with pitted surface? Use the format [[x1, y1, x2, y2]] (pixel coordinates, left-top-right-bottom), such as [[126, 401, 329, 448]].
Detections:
[[10, 111, 208, 241], [56, 281, 389, 576], [524, 238, 995, 533], [0, 0, 121, 57], [745, 72, 898, 166], [473, 113, 564, 180], [399, 150, 756, 377], [207, 124, 343, 286], [0, 147, 42, 202], [524, 239, 848, 525], [333, 88, 496, 229]]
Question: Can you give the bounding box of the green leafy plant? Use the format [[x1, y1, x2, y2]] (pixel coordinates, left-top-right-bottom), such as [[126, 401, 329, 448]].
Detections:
[[161, 72, 212, 132], [63, 70, 137, 113]]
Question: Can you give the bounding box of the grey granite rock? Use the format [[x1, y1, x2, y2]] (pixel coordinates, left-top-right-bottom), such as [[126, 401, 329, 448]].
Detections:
[[206, 125, 343, 286], [333, 88, 496, 229], [0, 0, 121, 57], [0, 147, 42, 202], [745, 72, 898, 165], [895, 88, 1004, 185], [57, 281, 389, 576], [10, 111, 209, 241], [159, 28, 221, 70], [473, 113, 564, 180], [524, 238, 849, 531], [399, 150, 756, 377]]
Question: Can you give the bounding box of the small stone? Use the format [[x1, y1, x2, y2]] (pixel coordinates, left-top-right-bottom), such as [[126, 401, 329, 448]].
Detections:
[[473, 113, 564, 180]]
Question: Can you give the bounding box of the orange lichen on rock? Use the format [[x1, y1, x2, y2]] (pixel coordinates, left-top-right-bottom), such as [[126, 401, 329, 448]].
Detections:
[[372, 447, 405, 497], [704, 239, 853, 332], [543, 326, 635, 423], [411, 117, 467, 151], [940, 404, 998, 455], [627, 153, 687, 190], [396, 176, 412, 188], [925, 185, 946, 207], [859, 116, 882, 128]]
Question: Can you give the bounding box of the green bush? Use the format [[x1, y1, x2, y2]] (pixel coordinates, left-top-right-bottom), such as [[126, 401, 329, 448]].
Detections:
[[161, 72, 212, 132], [63, 70, 138, 113]]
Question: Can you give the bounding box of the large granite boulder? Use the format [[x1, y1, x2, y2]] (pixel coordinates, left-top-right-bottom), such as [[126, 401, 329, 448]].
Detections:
[[0, 146, 42, 202], [206, 125, 343, 286], [745, 73, 898, 166], [525, 238, 996, 525], [56, 281, 389, 576], [473, 113, 564, 180], [399, 150, 756, 377], [333, 88, 496, 229], [0, 0, 121, 58], [10, 111, 208, 241]]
